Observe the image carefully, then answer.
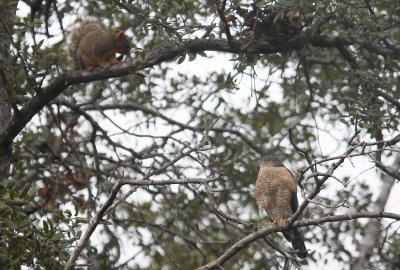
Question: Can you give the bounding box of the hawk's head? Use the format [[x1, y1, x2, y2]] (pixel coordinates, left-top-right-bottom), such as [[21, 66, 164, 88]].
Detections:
[[259, 155, 284, 167]]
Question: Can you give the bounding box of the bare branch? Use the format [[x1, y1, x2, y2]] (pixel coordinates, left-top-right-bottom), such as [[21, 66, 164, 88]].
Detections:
[[353, 155, 400, 269], [203, 182, 254, 227], [64, 181, 123, 270], [64, 129, 214, 269], [121, 177, 220, 186], [77, 102, 266, 154], [197, 211, 400, 270], [289, 129, 360, 225]]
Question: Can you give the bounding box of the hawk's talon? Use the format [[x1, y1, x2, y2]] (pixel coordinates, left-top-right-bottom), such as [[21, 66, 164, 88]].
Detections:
[[269, 219, 287, 227]]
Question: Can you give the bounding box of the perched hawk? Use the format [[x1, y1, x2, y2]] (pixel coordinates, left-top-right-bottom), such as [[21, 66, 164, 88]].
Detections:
[[255, 155, 308, 258]]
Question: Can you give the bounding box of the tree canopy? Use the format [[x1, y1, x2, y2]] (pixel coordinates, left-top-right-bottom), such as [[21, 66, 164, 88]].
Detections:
[[1, 0, 400, 269]]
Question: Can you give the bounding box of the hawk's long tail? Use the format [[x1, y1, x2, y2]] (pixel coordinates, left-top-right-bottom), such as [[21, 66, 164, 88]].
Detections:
[[283, 228, 308, 258]]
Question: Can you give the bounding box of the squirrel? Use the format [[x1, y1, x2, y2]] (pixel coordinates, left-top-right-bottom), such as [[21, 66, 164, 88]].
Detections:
[[68, 21, 131, 71]]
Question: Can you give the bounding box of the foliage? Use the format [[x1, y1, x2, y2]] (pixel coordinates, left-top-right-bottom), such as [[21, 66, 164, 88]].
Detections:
[[1, 0, 399, 269], [0, 181, 74, 269]]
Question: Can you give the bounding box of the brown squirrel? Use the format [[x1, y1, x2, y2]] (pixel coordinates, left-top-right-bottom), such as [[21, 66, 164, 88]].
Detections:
[[69, 21, 131, 71]]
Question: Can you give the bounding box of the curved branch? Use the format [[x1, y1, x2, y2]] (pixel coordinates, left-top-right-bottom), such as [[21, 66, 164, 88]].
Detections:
[[64, 131, 213, 270], [1, 35, 398, 149], [196, 211, 400, 270], [288, 130, 360, 224], [79, 102, 265, 154]]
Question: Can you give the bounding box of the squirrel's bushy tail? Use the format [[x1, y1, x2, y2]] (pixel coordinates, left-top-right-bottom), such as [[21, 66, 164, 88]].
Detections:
[[68, 21, 102, 70]]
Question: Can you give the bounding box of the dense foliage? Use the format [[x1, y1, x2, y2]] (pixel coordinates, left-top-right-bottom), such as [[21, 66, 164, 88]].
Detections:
[[1, 0, 400, 269]]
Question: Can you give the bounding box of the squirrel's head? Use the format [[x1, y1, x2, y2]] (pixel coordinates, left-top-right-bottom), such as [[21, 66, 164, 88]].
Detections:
[[114, 30, 131, 55]]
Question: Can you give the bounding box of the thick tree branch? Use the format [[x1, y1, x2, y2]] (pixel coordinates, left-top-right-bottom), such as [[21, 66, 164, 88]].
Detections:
[[0, 2, 17, 182], [196, 211, 400, 270], [216, 0, 236, 50], [1, 35, 398, 153]]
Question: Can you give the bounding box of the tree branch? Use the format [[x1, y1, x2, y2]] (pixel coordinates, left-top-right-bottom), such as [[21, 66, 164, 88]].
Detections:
[[0, 34, 398, 150], [121, 177, 219, 186], [64, 131, 213, 270], [353, 155, 400, 269], [196, 211, 400, 270], [64, 181, 123, 270], [78, 102, 265, 154], [290, 130, 360, 223]]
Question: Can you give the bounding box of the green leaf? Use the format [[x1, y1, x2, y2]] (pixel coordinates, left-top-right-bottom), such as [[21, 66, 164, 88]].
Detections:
[[75, 217, 90, 224], [18, 183, 32, 198], [43, 220, 49, 233]]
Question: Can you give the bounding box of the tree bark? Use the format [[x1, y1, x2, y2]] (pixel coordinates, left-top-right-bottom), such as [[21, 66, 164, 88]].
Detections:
[[352, 155, 400, 269], [0, 2, 17, 182]]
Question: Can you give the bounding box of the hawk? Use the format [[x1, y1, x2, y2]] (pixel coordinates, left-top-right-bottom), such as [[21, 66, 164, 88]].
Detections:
[[255, 155, 308, 258]]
